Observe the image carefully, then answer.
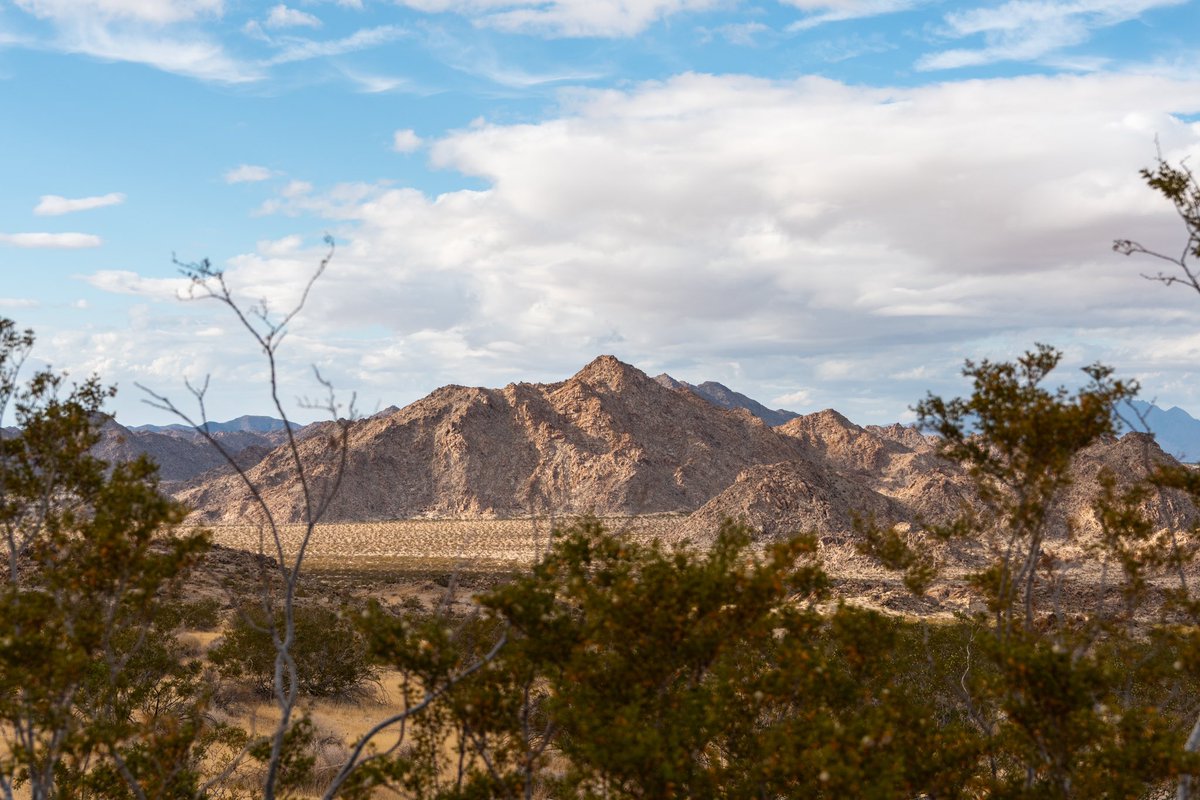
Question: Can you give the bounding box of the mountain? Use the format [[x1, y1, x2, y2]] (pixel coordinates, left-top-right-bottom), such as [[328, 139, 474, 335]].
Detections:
[[1124, 400, 1200, 463], [653, 375, 799, 427], [132, 415, 298, 435], [93, 418, 232, 483], [180, 355, 811, 524], [174, 356, 1198, 547], [92, 417, 292, 484]]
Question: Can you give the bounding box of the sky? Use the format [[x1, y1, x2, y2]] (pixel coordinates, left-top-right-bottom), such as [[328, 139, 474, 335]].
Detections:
[[2, 0, 1200, 427]]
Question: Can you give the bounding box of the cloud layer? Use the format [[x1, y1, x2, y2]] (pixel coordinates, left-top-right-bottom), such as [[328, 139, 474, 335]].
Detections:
[[74, 71, 1199, 423]]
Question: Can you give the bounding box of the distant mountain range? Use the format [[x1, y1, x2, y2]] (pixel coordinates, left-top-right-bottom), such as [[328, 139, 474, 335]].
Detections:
[[131, 415, 299, 435], [11, 361, 1197, 538], [1123, 400, 1200, 463], [653, 375, 800, 427]]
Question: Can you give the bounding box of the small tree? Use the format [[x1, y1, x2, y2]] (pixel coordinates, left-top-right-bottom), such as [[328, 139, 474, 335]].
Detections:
[[210, 603, 377, 698], [142, 243, 509, 799], [863, 345, 1192, 797], [1117, 153, 1200, 800], [0, 318, 212, 800]]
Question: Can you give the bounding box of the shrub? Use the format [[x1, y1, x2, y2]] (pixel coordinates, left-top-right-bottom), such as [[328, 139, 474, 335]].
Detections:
[[210, 602, 378, 698]]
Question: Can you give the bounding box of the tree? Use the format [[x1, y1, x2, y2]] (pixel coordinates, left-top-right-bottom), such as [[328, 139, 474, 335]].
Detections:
[[0, 318, 212, 800], [862, 345, 1193, 797], [141, 243, 508, 800], [209, 602, 378, 699], [358, 517, 981, 799], [1116, 153, 1200, 800]]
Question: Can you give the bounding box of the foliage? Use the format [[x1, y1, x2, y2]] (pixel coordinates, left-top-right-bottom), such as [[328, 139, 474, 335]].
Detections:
[[210, 602, 378, 699], [859, 344, 1197, 798], [915, 343, 1137, 632], [0, 318, 213, 800], [359, 517, 982, 799]]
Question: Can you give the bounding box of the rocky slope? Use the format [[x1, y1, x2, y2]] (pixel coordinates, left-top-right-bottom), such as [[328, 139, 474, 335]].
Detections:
[[165, 356, 1200, 543], [179, 356, 810, 524]]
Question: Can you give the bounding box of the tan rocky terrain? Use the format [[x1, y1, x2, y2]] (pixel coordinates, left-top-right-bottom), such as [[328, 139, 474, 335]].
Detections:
[[178, 355, 809, 524], [691, 410, 1197, 545], [108, 356, 1184, 583], [170, 356, 1200, 550]]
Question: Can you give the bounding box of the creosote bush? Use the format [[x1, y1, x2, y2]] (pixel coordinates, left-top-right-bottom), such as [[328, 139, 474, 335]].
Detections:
[[210, 601, 378, 699]]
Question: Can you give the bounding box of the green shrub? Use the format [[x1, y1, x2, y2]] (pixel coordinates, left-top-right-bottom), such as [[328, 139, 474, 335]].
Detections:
[[209, 602, 377, 698]]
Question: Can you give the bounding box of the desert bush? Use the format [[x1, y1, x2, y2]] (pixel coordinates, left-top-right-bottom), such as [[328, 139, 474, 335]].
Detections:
[[210, 602, 378, 699], [161, 596, 224, 631], [355, 517, 981, 799]]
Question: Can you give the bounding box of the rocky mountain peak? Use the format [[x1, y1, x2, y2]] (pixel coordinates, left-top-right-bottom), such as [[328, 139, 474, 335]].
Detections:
[[571, 355, 650, 392]]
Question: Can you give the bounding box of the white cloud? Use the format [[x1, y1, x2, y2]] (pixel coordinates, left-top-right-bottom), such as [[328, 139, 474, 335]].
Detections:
[[264, 4, 321, 28], [263, 25, 407, 65], [125, 70, 1193, 423], [56, 21, 259, 82], [706, 22, 770, 47], [341, 69, 412, 93], [224, 164, 278, 184], [785, 0, 922, 30], [14, 0, 223, 25], [0, 232, 102, 248], [11, 0, 259, 83], [396, 0, 720, 37], [772, 389, 811, 407], [84, 270, 192, 298], [34, 192, 125, 216], [392, 129, 422, 153], [0, 298, 39, 309], [920, 0, 1188, 70]]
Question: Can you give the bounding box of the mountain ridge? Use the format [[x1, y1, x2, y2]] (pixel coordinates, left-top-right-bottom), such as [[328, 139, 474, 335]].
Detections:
[[168, 356, 1198, 547]]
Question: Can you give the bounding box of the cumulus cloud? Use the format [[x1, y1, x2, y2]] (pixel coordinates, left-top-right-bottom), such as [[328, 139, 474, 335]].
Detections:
[[392, 129, 422, 153], [395, 0, 721, 37], [0, 232, 102, 248], [224, 164, 278, 184], [264, 4, 321, 28], [112, 71, 1191, 422], [34, 192, 125, 215]]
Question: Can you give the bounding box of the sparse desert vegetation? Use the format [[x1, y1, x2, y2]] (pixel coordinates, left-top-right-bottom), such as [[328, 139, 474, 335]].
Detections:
[[205, 516, 685, 572]]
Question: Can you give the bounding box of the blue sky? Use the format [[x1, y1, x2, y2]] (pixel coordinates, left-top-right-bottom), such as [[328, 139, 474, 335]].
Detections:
[[2, 0, 1200, 426]]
